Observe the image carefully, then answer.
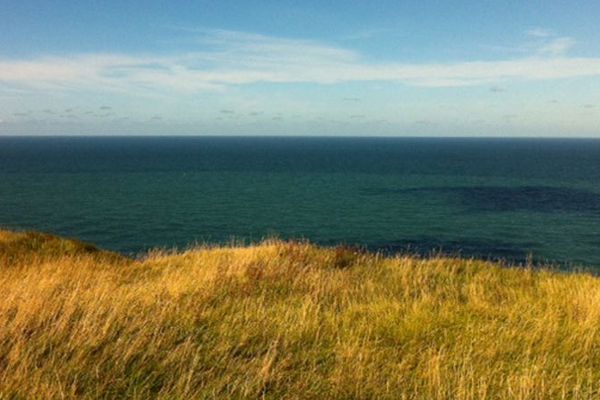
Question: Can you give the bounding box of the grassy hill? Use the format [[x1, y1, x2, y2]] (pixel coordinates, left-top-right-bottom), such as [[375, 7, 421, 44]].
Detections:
[[1, 230, 599, 399]]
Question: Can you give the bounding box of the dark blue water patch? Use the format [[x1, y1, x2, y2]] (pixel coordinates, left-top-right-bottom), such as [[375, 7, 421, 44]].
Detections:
[[362, 237, 540, 266], [361, 186, 600, 213]]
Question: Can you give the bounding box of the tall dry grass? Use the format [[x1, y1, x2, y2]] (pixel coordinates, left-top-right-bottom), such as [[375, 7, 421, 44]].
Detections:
[[1, 230, 600, 399]]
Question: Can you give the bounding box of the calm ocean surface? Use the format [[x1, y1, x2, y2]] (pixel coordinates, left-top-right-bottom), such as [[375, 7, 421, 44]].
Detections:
[[1, 136, 599, 268]]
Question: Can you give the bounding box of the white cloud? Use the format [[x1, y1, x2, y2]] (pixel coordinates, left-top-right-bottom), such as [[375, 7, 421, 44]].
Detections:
[[537, 37, 576, 56], [527, 28, 553, 38], [0, 29, 599, 93]]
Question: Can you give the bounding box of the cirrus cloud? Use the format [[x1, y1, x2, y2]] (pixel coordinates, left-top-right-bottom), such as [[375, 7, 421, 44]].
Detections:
[[1, 29, 599, 95]]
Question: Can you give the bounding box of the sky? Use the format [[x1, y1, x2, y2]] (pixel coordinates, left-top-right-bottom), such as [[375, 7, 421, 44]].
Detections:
[[1, 0, 600, 136]]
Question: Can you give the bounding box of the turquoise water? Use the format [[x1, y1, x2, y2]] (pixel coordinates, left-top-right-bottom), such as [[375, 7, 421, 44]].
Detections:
[[1, 136, 599, 268]]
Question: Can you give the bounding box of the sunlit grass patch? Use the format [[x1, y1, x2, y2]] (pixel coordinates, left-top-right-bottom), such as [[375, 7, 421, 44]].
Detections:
[[0, 230, 599, 399]]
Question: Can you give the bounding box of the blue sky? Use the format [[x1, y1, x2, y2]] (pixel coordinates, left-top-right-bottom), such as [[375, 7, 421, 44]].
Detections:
[[1, 0, 600, 136]]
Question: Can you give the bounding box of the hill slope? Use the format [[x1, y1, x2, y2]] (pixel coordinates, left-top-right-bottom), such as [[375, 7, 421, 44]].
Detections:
[[1, 230, 599, 399]]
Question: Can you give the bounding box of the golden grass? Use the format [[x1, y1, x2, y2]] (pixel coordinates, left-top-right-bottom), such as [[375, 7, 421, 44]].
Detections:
[[1, 230, 600, 399]]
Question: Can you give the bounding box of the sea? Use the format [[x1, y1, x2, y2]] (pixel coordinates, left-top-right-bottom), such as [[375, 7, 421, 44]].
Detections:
[[1, 136, 599, 269]]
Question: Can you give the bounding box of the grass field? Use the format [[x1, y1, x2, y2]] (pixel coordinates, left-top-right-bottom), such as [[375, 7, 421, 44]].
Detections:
[[1, 230, 599, 399]]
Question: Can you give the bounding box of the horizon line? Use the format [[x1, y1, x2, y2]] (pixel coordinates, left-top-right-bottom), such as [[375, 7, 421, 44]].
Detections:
[[1, 134, 600, 140]]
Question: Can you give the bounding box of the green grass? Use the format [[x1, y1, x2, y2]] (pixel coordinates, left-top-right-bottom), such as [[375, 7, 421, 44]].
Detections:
[[1, 230, 599, 399]]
